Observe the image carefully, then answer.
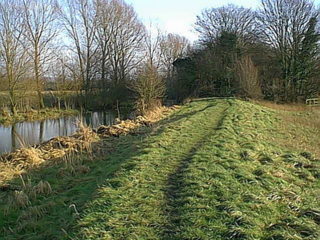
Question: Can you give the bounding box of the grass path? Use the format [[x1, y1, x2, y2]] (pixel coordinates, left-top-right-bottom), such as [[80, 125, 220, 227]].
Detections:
[[1, 99, 319, 240], [75, 99, 231, 239], [75, 99, 319, 240]]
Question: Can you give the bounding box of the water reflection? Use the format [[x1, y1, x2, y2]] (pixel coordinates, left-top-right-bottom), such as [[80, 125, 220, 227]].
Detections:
[[0, 111, 116, 155]]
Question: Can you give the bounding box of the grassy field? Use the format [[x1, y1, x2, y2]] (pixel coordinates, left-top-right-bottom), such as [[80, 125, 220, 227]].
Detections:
[[0, 108, 78, 125], [0, 91, 133, 112], [0, 91, 78, 108], [0, 99, 319, 239]]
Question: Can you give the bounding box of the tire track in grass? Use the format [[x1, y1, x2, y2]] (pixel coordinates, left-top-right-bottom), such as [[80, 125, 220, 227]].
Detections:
[[161, 101, 231, 240], [74, 100, 231, 240], [162, 100, 320, 240]]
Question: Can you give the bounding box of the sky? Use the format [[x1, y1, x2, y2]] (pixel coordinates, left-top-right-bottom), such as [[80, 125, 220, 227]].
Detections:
[[125, 0, 320, 42], [125, 0, 260, 42]]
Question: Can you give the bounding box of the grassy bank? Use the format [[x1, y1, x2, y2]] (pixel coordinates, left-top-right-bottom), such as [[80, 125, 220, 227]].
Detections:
[[0, 108, 79, 125], [0, 99, 319, 239]]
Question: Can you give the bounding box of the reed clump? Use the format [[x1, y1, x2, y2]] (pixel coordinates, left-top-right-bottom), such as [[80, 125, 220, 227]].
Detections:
[[1, 124, 98, 168], [0, 106, 177, 188], [97, 105, 179, 137], [2, 148, 44, 169], [0, 124, 98, 188], [33, 180, 52, 196]]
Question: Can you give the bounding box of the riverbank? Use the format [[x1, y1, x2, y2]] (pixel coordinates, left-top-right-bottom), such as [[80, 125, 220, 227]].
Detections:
[[0, 99, 319, 240], [0, 108, 79, 125], [0, 105, 178, 186]]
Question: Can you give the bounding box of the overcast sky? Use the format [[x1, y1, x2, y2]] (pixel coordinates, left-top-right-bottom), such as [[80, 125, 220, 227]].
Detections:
[[125, 0, 320, 42]]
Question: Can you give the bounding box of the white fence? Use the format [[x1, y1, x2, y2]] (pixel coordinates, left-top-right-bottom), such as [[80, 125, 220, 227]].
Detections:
[[306, 98, 320, 106]]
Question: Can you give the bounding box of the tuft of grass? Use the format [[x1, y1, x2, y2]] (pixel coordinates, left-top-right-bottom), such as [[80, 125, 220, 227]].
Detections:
[[33, 180, 52, 196], [10, 190, 31, 208]]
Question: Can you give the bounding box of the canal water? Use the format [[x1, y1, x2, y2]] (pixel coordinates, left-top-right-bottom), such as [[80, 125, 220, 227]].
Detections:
[[0, 111, 116, 155]]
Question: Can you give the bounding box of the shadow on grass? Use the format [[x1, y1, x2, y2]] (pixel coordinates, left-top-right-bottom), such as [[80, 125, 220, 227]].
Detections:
[[161, 135, 211, 239], [0, 100, 220, 240], [161, 105, 229, 240], [159, 101, 219, 128]]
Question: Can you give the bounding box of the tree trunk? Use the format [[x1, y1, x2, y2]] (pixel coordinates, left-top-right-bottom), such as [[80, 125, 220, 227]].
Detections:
[[35, 47, 44, 109], [9, 89, 17, 115]]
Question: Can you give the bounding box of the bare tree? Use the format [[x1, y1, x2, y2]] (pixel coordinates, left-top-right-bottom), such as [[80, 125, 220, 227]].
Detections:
[[195, 4, 257, 45], [258, 0, 319, 101], [22, 0, 59, 109], [160, 33, 190, 80], [235, 55, 262, 99], [144, 22, 163, 69], [95, 0, 114, 91], [60, 0, 98, 108], [130, 64, 165, 114], [0, 0, 29, 114], [106, 0, 145, 86]]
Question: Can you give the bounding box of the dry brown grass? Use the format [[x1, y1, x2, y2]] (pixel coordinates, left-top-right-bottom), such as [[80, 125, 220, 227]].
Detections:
[[144, 105, 179, 123], [10, 148, 44, 168], [97, 120, 138, 137], [0, 162, 24, 186], [255, 100, 320, 158], [0, 124, 98, 188], [33, 180, 52, 196], [253, 100, 309, 112], [97, 105, 179, 138], [278, 112, 320, 158], [0, 106, 176, 189]]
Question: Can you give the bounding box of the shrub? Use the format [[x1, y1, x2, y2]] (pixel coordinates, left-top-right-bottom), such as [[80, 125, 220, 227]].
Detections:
[[130, 64, 166, 114]]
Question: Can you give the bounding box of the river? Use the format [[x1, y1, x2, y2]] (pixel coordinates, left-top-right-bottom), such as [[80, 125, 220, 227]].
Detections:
[[0, 111, 117, 155]]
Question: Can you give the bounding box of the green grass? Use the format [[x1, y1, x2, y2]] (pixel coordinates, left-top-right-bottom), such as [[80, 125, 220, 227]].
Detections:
[[0, 99, 319, 240]]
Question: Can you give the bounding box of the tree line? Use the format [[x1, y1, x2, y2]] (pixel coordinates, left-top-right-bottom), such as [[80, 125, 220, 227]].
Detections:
[[0, 0, 189, 114], [174, 0, 320, 103], [1, 0, 319, 117]]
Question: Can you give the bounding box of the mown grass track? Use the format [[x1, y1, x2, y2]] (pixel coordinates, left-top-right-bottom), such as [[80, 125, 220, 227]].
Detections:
[[75, 99, 231, 239]]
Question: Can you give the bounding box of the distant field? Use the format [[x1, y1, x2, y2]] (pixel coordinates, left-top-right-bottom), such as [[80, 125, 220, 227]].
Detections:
[[0, 91, 78, 109], [0, 91, 124, 111], [0, 99, 319, 239], [0, 90, 77, 98]]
